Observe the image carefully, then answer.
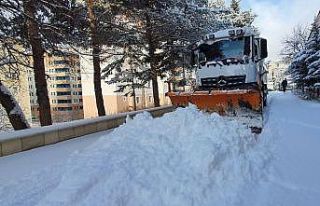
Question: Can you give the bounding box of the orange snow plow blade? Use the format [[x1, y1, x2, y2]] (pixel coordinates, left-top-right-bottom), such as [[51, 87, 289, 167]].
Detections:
[[167, 89, 262, 114], [167, 89, 263, 133]]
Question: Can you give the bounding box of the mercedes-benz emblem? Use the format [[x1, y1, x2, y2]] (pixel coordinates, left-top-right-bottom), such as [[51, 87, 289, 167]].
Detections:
[[218, 76, 227, 86]]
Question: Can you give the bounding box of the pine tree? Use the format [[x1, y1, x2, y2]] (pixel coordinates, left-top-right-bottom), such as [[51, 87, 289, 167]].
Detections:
[[69, 0, 126, 115], [0, 0, 78, 126], [288, 50, 308, 88], [230, 0, 240, 14], [101, 0, 191, 107], [304, 23, 320, 84], [86, 0, 106, 116], [227, 0, 255, 27], [101, 0, 236, 107]]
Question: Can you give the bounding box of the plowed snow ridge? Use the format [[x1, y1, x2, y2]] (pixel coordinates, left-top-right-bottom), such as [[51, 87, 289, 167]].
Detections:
[[33, 105, 272, 206]]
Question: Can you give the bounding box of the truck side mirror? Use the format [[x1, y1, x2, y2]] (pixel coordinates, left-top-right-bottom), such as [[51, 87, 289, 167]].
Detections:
[[260, 39, 268, 59]]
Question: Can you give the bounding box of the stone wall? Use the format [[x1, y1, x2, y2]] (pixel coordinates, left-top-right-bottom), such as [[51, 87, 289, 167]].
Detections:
[[0, 106, 174, 157]]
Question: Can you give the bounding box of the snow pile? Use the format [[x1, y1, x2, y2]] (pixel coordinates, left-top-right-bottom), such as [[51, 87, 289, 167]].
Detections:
[[38, 106, 272, 206]]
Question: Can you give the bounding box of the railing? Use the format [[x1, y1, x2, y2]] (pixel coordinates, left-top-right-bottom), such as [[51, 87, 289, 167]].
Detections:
[[0, 106, 174, 157]]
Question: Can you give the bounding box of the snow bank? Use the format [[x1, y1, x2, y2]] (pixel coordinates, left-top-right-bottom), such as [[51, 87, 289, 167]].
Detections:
[[38, 106, 272, 206]]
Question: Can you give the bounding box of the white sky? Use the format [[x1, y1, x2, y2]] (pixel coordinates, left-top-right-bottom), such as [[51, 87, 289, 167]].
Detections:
[[225, 0, 320, 60]]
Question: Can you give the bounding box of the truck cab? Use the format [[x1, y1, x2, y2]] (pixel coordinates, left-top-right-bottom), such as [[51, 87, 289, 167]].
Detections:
[[193, 27, 268, 94]]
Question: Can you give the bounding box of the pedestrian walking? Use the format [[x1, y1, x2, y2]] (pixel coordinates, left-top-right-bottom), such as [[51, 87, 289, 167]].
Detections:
[[281, 79, 288, 92]]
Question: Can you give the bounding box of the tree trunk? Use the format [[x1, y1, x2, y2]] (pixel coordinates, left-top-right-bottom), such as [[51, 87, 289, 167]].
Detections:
[[0, 81, 30, 130], [152, 76, 160, 107], [23, 0, 52, 126], [145, 12, 160, 107], [87, 0, 106, 116]]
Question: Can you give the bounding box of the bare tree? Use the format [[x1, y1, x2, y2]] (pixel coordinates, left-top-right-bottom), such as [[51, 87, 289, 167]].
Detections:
[[281, 24, 309, 60]]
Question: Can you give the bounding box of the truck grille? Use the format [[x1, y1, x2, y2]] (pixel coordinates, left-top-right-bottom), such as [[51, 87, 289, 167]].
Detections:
[[201, 75, 246, 88]]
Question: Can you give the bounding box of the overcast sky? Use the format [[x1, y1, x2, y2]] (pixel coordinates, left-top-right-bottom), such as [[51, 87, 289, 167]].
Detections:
[[226, 0, 320, 60]]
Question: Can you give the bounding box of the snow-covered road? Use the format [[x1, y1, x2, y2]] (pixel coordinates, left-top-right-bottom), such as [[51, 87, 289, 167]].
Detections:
[[0, 92, 320, 206], [243, 92, 320, 206]]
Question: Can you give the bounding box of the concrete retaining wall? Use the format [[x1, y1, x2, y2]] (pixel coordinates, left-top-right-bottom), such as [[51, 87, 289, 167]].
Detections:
[[0, 106, 174, 157]]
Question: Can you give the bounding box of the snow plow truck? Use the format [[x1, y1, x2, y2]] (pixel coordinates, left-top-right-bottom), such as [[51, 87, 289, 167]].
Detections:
[[167, 27, 268, 133]]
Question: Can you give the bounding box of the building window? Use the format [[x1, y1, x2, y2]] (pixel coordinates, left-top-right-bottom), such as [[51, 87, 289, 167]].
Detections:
[[54, 60, 69, 65], [55, 68, 70, 73], [149, 96, 152, 103], [57, 91, 71, 96], [123, 97, 127, 102], [56, 76, 70, 80], [136, 97, 140, 104], [56, 84, 71, 88], [79, 99, 83, 103], [57, 107, 72, 111], [57, 99, 72, 104]]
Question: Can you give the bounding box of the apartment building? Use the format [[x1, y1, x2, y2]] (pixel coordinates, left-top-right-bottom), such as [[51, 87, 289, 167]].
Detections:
[[28, 52, 84, 123], [80, 54, 170, 118]]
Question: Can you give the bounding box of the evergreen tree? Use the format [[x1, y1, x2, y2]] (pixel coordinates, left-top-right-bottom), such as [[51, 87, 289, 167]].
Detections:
[[229, 0, 255, 27], [288, 19, 320, 88], [304, 23, 320, 83], [101, 0, 241, 107], [230, 0, 240, 13], [288, 50, 308, 88], [0, 0, 77, 126], [69, 0, 126, 115]]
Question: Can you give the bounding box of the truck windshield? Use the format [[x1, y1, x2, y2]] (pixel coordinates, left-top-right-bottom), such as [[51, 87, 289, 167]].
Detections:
[[198, 37, 250, 62]]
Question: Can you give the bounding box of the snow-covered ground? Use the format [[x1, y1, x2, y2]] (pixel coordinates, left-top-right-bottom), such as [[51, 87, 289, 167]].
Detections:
[[0, 92, 320, 206]]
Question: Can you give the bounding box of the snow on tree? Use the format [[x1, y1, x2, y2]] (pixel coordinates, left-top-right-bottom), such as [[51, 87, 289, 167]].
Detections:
[[0, 81, 30, 130], [288, 18, 320, 87], [304, 23, 320, 84], [68, 0, 128, 116], [102, 0, 204, 107], [0, 0, 79, 126], [288, 50, 308, 87], [219, 0, 256, 28], [230, 0, 240, 13], [101, 0, 255, 107]]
